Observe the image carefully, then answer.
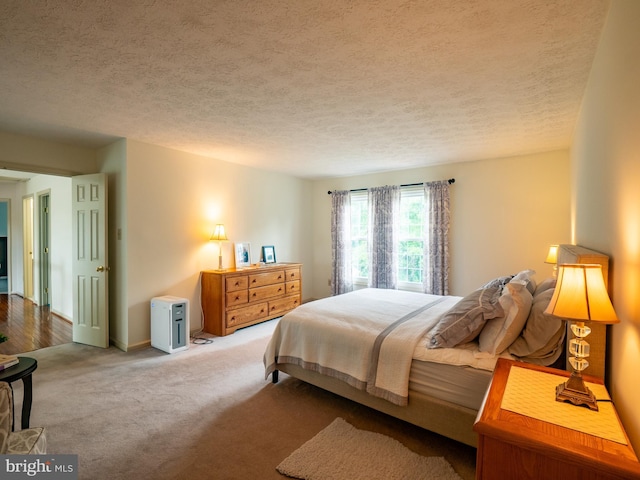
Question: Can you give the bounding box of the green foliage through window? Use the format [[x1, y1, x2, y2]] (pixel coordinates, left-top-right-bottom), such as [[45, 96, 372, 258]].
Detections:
[[350, 187, 426, 285], [350, 193, 369, 279], [398, 189, 425, 284]]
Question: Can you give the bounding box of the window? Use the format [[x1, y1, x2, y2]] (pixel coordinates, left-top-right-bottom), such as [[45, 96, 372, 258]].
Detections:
[[350, 191, 368, 281], [350, 187, 426, 289], [397, 187, 425, 288]]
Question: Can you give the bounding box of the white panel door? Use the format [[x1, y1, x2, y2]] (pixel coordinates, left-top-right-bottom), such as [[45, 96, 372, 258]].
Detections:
[[72, 173, 109, 348]]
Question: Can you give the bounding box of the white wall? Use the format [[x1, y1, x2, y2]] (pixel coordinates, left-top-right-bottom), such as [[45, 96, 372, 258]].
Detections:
[[0, 186, 21, 291], [124, 139, 313, 348], [99, 139, 128, 349], [571, 0, 640, 453], [310, 150, 571, 300], [0, 187, 22, 298]]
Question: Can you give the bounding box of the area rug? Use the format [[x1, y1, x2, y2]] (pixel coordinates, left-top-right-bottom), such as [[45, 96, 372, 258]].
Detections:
[[276, 418, 463, 480]]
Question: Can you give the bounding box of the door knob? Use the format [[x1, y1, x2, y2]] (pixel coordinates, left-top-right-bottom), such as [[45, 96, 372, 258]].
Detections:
[[96, 265, 110, 272]]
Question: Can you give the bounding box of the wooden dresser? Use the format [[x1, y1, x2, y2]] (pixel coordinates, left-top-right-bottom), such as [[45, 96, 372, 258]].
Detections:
[[201, 263, 302, 336], [474, 358, 640, 480]]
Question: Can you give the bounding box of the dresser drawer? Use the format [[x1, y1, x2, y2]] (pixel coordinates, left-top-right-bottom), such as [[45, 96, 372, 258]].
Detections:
[[285, 268, 300, 281], [286, 280, 300, 295], [269, 296, 301, 316], [226, 276, 248, 292], [250, 283, 285, 302], [226, 290, 248, 307], [226, 303, 268, 327], [249, 270, 285, 287]]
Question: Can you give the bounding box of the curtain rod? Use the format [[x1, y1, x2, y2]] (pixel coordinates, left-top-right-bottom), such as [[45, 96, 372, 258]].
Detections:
[[327, 178, 455, 195]]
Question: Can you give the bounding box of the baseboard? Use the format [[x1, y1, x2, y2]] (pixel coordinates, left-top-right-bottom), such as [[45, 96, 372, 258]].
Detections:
[[52, 309, 72, 323], [111, 338, 151, 352]]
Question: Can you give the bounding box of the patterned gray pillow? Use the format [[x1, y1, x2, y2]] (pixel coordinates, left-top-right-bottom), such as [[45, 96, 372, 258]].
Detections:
[[482, 275, 513, 289], [429, 286, 503, 348]]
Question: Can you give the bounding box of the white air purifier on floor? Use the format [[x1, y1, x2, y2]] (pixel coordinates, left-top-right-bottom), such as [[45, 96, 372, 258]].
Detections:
[[150, 296, 189, 353]]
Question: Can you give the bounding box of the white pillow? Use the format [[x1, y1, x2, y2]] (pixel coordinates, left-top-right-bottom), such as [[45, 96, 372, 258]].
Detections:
[[479, 282, 533, 355], [512, 269, 537, 295]]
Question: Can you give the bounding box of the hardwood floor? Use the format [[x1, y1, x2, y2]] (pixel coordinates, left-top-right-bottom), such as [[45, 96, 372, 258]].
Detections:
[[0, 294, 72, 355]]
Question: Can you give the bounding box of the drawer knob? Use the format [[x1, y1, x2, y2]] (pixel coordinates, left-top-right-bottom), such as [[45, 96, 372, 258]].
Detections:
[[235, 296, 240, 301]]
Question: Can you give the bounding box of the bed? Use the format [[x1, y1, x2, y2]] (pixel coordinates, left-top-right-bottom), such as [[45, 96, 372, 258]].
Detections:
[[263, 244, 609, 447]]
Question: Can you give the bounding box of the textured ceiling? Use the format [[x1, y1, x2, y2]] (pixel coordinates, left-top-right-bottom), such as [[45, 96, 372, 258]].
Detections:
[[0, 1, 610, 179]]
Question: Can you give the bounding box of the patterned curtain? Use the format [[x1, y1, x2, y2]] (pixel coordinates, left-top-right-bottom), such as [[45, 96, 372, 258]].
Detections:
[[330, 190, 353, 295], [423, 181, 450, 295], [368, 185, 400, 289]]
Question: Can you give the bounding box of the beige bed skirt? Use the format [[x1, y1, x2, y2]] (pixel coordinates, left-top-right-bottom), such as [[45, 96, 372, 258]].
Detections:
[[276, 363, 480, 447]]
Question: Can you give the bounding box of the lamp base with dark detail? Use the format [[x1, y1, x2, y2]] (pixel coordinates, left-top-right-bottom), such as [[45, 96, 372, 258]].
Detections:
[[556, 372, 598, 411]]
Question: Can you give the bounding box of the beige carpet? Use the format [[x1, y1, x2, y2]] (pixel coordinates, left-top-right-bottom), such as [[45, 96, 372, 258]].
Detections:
[[9, 319, 475, 480], [277, 417, 462, 480]]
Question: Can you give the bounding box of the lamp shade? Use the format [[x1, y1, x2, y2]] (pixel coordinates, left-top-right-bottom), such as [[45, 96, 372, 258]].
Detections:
[[544, 264, 619, 323], [210, 224, 228, 241], [545, 245, 559, 264]]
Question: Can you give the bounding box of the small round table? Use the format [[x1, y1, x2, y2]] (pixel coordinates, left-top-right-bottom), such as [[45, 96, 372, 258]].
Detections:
[[0, 357, 38, 431]]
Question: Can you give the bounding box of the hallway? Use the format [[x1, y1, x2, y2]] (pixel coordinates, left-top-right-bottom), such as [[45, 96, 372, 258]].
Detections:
[[0, 294, 72, 355]]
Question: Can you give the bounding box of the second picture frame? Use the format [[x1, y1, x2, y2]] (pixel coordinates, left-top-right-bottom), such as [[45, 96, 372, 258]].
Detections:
[[262, 245, 276, 264], [234, 242, 252, 268]]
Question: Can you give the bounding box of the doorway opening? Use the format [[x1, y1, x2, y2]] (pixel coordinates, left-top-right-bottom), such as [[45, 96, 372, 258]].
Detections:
[[38, 192, 51, 307], [0, 200, 8, 294], [0, 175, 73, 355]]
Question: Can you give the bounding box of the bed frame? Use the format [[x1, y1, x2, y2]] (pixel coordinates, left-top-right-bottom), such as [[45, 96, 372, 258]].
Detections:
[[271, 244, 610, 447]]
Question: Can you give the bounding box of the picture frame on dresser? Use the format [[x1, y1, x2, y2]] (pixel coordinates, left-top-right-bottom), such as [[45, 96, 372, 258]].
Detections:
[[262, 245, 276, 264], [234, 242, 251, 268]]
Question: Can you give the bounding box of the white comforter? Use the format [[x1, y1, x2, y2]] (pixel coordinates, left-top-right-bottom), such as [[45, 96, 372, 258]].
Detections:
[[263, 288, 460, 406]]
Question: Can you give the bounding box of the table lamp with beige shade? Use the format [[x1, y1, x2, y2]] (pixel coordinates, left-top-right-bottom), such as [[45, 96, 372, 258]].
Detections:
[[544, 244, 559, 277], [544, 263, 619, 411], [210, 224, 228, 270]]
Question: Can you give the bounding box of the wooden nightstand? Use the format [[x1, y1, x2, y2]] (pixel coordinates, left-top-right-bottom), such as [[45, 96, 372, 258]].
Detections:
[[473, 358, 640, 480]]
